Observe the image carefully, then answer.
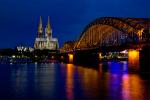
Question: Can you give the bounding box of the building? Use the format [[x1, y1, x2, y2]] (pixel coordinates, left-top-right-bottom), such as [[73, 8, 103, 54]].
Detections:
[[34, 16, 59, 50], [17, 44, 34, 52]]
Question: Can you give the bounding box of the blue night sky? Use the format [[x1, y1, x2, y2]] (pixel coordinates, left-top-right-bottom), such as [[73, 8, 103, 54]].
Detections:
[[0, 0, 149, 48]]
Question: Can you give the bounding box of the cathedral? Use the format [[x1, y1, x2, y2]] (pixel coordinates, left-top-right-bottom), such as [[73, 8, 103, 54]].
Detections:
[[34, 16, 59, 50]]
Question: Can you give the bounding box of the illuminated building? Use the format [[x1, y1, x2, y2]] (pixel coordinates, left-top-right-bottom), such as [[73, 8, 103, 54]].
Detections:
[[17, 45, 34, 52], [34, 16, 59, 50]]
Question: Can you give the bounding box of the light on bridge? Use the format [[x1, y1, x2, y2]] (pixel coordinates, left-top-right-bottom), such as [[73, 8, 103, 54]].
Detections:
[[128, 49, 139, 70], [128, 50, 139, 59], [68, 54, 73, 63], [137, 28, 144, 41], [98, 53, 103, 60]]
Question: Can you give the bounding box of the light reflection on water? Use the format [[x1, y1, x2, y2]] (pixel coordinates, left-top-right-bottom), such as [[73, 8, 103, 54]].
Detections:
[[0, 62, 149, 100], [66, 64, 74, 100]]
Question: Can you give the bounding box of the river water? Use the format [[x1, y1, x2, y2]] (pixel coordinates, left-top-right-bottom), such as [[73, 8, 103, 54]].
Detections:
[[0, 61, 149, 100]]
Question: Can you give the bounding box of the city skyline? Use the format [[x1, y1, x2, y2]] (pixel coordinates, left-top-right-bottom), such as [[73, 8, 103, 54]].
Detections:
[[0, 0, 150, 48]]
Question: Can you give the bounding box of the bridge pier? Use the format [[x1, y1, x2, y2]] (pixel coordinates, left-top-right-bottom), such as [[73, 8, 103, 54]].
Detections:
[[73, 51, 99, 67], [58, 53, 70, 63], [140, 46, 150, 74]]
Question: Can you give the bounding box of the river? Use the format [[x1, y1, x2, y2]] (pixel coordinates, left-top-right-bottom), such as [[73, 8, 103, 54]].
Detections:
[[0, 61, 149, 100]]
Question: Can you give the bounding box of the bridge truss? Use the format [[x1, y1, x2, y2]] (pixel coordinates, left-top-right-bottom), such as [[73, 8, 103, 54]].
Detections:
[[74, 17, 150, 50]]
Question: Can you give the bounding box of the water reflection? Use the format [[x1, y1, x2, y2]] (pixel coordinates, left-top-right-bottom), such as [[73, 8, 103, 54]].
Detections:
[[10, 64, 28, 97], [78, 66, 99, 100], [33, 63, 55, 97], [0, 62, 149, 100], [122, 74, 131, 100], [122, 74, 147, 100], [66, 64, 74, 100]]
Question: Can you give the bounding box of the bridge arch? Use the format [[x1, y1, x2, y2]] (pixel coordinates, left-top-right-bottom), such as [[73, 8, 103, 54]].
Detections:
[[74, 17, 150, 50]]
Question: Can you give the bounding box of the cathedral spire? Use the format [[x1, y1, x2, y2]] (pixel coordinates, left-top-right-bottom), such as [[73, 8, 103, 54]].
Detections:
[[38, 16, 43, 37], [46, 16, 52, 37]]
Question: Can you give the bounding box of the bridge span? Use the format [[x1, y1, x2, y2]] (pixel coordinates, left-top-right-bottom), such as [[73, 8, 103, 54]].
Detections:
[[59, 17, 150, 72]]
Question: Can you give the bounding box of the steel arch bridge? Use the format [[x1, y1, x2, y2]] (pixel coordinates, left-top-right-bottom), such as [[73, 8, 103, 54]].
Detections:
[[74, 17, 150, 50]]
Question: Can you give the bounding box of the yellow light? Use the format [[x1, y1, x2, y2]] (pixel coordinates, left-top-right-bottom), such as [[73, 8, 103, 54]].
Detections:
[[128, 50, 139, 59], [66, 64, 74, 100], [137, 28, 144, 41], [68, 54, 73, 63], [128, 49, 139, 70], [98, 52, 103, 60]]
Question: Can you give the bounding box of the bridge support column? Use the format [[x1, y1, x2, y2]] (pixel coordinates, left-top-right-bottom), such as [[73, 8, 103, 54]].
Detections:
[[68, 53, 74, 63], [140, 46, 150, 75], [59, 53, 74, 64], [74, 51, 99, 67], [59, 53, 69, 63]]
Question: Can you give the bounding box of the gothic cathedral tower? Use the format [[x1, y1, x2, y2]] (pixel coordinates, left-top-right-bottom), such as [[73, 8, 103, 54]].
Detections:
[[38, 16, 43, 38], [45, 16, 52, 39], [34, 16, 59, 50]]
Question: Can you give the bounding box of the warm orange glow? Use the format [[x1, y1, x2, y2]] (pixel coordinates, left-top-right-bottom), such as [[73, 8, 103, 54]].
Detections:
[[60, 56, 64, 59], [129, 50, 139, 58], [137, 28, 144, 41], [122, 74, 144, 100], [77, 66, 99, 97], [128, 50, 139, 70], [122, 74, 131, 100], [66, 64, 74, 100], [98, 52, 103, 60], [68, 54, 73, 63]]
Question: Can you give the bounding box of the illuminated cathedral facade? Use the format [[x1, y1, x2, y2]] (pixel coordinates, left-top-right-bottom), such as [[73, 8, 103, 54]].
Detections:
[[34, 16, 59, 50]]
